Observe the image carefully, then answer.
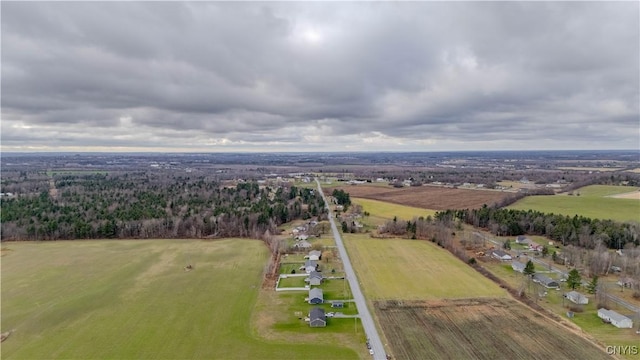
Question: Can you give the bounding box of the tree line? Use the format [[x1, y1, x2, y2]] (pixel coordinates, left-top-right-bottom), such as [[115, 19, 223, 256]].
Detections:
[[435, 206, 639, 250], [0, 173, 326, 241]]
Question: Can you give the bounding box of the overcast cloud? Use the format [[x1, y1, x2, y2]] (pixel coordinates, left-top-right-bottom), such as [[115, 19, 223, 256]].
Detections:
[[1, 1, 638, 152]]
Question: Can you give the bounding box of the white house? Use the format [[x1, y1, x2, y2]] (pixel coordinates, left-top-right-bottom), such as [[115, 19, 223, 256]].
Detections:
[[511, 261, 526, 273], [307, 250, 322, 261], [492, 249, 512, 261], [598, 308, 633, 329], [565, 291, 589, 305]]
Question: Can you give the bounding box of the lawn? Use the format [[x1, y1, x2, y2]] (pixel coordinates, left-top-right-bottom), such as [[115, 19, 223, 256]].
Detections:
[[508, 185, 640, 222], [342, 234, 508, 300], [1, 240, 357, 359], [353, 197, 436, 224]]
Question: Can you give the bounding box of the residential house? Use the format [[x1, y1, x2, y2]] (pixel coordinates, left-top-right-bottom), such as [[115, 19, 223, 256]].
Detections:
[[565, 291, 589, 305], [305, 271, 323, 286], [309, 288, 323, 304], [303, 260, 318, 274], [533, 274, 560, 289], [294, 240, 312, 250], [528, 242, 543, 252], [309, 307, 326, 327], [598, 308, 633, 329], [307, 250, 322, 261], [511, 261, 526, 273], [515, 235, 530, 244], [492, 249, 512, 261], [296, 234, 309, 241]]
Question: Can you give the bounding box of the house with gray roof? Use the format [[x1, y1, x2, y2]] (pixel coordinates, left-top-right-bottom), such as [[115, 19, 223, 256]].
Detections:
[[303, 259, 318, 274], [511, 261, 526, 273], [565, 291, 589, 305], [309, 307, 326, 327], [309, 288, 323, 304], [305, 271, 323, 286], [307, 250, 322, 261], [492, 249, 512, 261], [598, 308, 633, 329], [533, 274, 559, 289]]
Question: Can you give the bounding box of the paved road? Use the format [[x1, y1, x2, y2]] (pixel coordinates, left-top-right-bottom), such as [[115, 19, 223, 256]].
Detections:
[[474, 232, 640, 314], [316, 179, 387, 360]]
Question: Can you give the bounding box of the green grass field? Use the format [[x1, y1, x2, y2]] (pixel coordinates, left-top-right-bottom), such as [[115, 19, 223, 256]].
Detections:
[[1, 240, 357, 359], [353, 198, 436, 222], [508, 185, 640, 222], [342, 234, 508, 300]]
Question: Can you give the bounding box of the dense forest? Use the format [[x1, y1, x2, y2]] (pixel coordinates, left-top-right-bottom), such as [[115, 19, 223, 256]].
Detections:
[[0, 172, 326, 241]]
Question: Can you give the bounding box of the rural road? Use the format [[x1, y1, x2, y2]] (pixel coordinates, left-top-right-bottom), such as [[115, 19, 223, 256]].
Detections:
[[316, 179, 388, 360], [474, 232, 640, 314]]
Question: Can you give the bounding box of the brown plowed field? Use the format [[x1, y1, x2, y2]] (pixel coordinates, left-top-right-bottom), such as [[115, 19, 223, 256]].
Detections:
[[375, 298, 608, 360], [331, 185, 514, 210]]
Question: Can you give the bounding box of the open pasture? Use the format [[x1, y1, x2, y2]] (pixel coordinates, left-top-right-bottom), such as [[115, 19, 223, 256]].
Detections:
[[342, 235, 507, 300], [332, 185, 512, 210], [508, 185, 640, 222], [375, 298, 609, 360], [353, 197, 436, 224], [1, 239, 356, 359]]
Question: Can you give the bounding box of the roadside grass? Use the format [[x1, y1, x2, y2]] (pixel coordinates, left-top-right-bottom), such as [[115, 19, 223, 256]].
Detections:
[[508, 185, 640, 222], [342, 234, 508, 300], [1, 240, 356, 360], [353, 197, 437, 223]]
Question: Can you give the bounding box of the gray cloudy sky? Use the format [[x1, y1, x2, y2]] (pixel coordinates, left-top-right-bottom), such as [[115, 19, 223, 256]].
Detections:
[[2, 1, 639, 152]]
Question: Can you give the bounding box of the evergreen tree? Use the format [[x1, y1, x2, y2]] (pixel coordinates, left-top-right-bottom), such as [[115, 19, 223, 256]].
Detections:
[[586, 275, 598, 294], [523, 260, 535, 277], [567, 268, 582, 290], [541, 245, 549, 257]]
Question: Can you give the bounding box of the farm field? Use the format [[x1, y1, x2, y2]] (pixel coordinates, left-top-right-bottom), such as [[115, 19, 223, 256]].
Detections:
[[508, 185, 640, 222], [352, 197, 436, 225], [374, 298, 610, 360], [1, 240, 357, 360], [332, 185, 513, 210], [342, 234, 508, 300]]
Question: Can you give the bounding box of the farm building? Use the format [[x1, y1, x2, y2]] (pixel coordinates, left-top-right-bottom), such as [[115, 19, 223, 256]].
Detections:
[[309, 288, 324, 304], [565, 291, 589, 305], [491, 249, 512, 261], [303, 260, 318, 274], [305, 271, 323, 286], [533, 274, 559, 289], [598, 308, 633, 329], [515, 235, 530, 244], [309, 307, 326, 327], [294, 240, 312, 250], [307, 250, 322, 261], [511, 261, 526, 273]]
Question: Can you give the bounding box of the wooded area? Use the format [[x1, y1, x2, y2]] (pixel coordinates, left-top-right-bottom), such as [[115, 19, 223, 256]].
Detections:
[[0, 172, 326, 241]]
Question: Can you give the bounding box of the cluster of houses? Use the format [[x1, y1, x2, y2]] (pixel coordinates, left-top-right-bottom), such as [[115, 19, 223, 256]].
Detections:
[[301, 248, 347, 328], [292, 221, 319, 250]]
